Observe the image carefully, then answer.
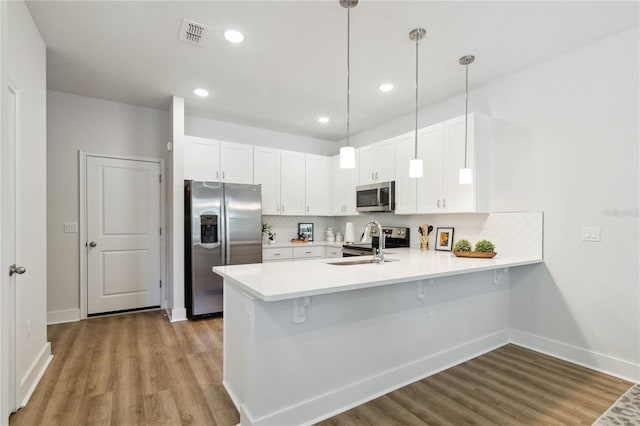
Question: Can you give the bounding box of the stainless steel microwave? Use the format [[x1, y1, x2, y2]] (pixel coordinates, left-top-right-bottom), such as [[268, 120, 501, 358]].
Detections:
[[356, 181, 395, 212]]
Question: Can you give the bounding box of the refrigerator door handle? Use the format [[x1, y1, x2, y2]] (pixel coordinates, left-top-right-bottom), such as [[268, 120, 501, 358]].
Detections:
[[224, 201, 231, 264]]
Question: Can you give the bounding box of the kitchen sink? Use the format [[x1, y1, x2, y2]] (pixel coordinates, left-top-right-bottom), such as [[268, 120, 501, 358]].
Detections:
[[327, 258, 398, 266]]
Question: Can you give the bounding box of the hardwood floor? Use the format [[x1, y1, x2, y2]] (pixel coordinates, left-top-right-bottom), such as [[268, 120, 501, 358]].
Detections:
[[10, 311, 632, 426]]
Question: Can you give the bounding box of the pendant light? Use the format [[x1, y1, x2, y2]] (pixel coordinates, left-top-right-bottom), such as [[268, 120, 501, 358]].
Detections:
[[339, 0, 358, 169], [458, 54, 475, 184], [408, 28, 426, 178]]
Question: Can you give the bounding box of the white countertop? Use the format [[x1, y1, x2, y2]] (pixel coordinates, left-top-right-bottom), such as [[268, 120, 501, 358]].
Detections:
[[213, 249, 543, 302], [262, 240, 344, 249]]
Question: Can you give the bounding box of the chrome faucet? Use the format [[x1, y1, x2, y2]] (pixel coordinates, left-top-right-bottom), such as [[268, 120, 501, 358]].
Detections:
[[361, 220, 385, 264]]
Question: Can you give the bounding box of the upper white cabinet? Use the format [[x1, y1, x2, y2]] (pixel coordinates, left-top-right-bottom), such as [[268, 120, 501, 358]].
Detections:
[[220, 142, 253, 184], [279, 150, 306, 215], [253, 147, 281, 215], [393, 132, 417, 214], [416, 113, 491, 213], [184, 136, 253, 184], [305, 154, 332, 215], [359, 138, 395, 184], [184, 136, 220, 181], [331, 155, 359, 216]]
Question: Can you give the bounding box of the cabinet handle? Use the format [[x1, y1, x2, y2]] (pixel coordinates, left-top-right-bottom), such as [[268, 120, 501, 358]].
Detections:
[[371, 172, 374, 180], [306, 206, 309, 213], [443, 199, 446, 208], [305, 251, 312, 254], [375, 172, 379, 180], [437, 199, 441, 208], [222, 171, 225, 179], [274, 253, 281, 256], [281, 205, 285, 213], [216, 171, 219, 179], [277, 204, 280, 213]]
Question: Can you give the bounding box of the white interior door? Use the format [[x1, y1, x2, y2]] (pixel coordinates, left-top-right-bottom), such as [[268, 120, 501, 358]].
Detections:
[[86, 156, 161, 315], [1, 84, 19, 415]]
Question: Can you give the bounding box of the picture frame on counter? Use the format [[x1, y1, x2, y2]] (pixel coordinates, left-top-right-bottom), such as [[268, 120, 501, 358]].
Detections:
[[435, 227, 454, 251], [298, 223, 314, 241]]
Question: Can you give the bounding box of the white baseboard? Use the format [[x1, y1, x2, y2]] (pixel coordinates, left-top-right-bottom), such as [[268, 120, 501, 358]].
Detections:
[[247, 330, 510, 426], [167, 307, 187, 322], [47, 308, 80, 324], [19, 342, 53, 408], [509, 329, 640, 383]]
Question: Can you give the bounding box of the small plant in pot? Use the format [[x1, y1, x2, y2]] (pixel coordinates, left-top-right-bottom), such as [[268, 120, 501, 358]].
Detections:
[[474, 239, 495, 253], [453, 239, 472, 252]]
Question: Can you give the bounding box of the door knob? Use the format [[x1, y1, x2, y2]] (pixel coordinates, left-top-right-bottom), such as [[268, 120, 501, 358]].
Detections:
[[9, 264, 26, 277], [89, 241, 97, 247]]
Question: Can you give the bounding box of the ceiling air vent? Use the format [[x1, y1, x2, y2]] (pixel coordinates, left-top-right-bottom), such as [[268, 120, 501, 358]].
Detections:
[[179, 19, 209, 46]]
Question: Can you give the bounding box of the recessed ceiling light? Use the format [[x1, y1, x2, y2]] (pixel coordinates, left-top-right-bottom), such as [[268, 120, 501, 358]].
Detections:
[[223, 29, 244, 43], [378, 83, 394, 93], [194, 88, 209, 97], [318, 116, 330, 124]]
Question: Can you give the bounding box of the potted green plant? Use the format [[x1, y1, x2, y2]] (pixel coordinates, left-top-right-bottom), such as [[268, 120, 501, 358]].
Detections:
[[453, 239, 472, 252], [452, 239, 497, 258]]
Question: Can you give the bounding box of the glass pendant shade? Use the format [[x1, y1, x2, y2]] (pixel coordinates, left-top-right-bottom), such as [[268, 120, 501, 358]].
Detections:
[[409, 158, 423, 178], [459, 167, 473, 184], [340, 146, 356, 169]]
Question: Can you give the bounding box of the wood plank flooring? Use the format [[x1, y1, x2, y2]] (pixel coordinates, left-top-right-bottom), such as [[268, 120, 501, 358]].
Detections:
[[10, 311, 632, 425]]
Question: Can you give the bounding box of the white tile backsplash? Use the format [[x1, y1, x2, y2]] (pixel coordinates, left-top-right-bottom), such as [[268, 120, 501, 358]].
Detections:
[[262, 215, 338, 243]]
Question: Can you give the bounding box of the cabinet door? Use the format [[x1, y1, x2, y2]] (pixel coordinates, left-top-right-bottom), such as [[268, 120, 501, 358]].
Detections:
[[221, 142, 253, 184], [280, 150, 306, 215], [358, 145, 377, 185], [443, 116, 474, 212], [331, 155, 358, 216], [254, 147, 281, 215], [416, 124, 444, 213], [305, 154, 332, 215], [184, 136, 220, 181], [374, 138, 396, 182], [394, 132, 417, 214]]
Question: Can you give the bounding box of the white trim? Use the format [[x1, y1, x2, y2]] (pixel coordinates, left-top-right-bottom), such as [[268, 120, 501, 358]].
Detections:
[[167, 307, 187, 322], [47, 309, 80, 325], [509, 329, 640, 383], [79, 152, 166, 320], [18, 343, 52, 409], [242, 330, 509, 426]]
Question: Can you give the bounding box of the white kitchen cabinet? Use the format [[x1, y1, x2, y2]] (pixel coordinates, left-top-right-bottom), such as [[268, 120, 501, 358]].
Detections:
[[184, 136, 253, 184], [358, 138, 395, 185], [293, 245, 325, 261], [325, 246, 343, 258], [305, 154, 332, 215], [393, 132, 417, 214], [280, 150, 306, 215], [331, 155, 358, 216], [254, 147, 281, 215], [416, 113, 491, 213], [220, 142, 253, 184], [184, 136, 220, 181], [263, 247, 293, 262]]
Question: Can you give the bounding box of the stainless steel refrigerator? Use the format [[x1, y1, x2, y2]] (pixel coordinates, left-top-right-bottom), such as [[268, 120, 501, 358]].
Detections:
[[184, 180, 262, 318]]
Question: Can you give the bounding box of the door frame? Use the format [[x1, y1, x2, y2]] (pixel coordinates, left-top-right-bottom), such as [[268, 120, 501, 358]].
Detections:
[[79, 151, 166, 320]]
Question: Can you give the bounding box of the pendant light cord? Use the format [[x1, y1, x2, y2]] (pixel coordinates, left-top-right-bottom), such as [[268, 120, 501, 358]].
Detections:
[[346, 5, 351, 149], [463, 62, 469, 169], [414, 35, 419, 160]]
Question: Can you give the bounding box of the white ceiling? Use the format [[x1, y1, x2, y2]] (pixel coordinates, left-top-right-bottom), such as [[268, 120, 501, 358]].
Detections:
[[26, 1, 639, 142]]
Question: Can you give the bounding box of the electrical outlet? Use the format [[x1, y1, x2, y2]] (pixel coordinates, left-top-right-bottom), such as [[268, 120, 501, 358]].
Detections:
[[428, 311, 436, 326], [64, 222, 78, 233], [581, 226, 600, 242]]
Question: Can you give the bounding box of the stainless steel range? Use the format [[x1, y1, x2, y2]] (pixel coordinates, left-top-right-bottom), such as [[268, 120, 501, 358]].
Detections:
[[342, 226, 410, 257]]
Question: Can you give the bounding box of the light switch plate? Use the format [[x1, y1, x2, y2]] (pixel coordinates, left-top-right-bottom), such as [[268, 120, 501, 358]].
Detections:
[[64, 222, 78, 233], [581, 226, 600, 242]]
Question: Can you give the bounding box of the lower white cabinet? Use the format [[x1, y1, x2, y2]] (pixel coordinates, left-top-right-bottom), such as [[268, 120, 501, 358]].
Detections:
[[263, 245, 338, 262], [263, 247, 293, 262], [293, 246, 325, 261], [325, 247, 343, 258]]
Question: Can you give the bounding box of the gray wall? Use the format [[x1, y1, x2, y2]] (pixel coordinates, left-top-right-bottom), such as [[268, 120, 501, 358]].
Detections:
[[46, 91, 169, 320]]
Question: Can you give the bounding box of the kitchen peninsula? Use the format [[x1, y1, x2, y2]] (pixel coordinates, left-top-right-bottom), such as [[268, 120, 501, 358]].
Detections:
[[214, 247, 543, 425]]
